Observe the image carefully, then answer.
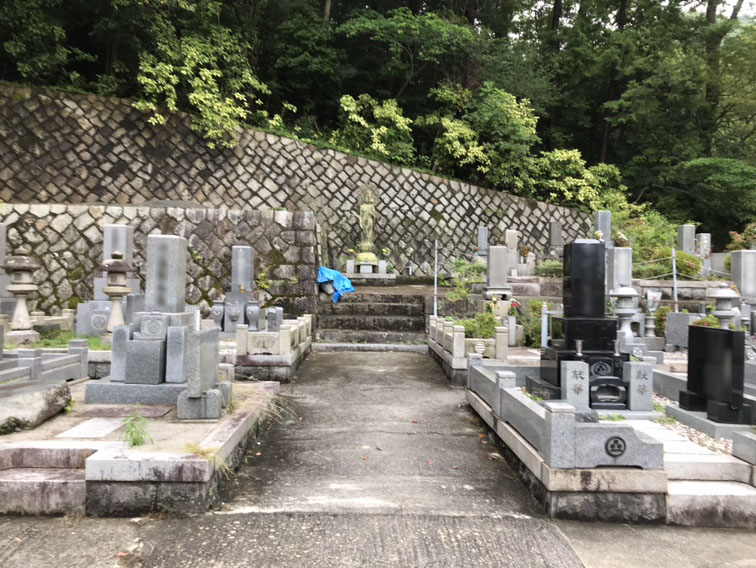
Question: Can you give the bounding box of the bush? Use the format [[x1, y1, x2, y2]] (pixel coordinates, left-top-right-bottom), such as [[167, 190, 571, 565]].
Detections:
[[521, 300, 549, 347], [692, 314, 720, 328], [726, 222, 756, 251], [655, 305, 672, 336], [536, 259, 563, 278], [457, 312, 498, 339], [634, 247, 701, 279]]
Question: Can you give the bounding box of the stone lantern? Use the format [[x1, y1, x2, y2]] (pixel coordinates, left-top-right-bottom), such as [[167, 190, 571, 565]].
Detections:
[[2, 246, 41, 343], [609, 286, 639, 344], [99, 251, 133, 333], [708, 283, 739, 329]]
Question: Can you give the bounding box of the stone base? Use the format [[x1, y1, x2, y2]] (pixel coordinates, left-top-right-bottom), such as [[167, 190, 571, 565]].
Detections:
[[598, 410, 664, 421], [215, 381, 232, 408], [525, 374, 561, 400], [666, 406, 754, 439], [5, 330, 41, 345], [485, 287, 513, 300], [643, 337, 666, 351], [177, 388, 223, 420], [85, 376, 187, 405], [428, 346, 468, 386], [344, 272, 397, 281]]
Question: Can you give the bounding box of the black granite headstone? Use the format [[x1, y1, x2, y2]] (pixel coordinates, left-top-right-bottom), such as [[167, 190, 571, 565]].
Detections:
[[563, 239, 605, 319], [680, 326, 753, 424]]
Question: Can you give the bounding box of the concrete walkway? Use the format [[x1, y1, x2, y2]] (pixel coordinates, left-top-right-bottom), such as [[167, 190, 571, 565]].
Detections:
[[2, 351, 756, 567]]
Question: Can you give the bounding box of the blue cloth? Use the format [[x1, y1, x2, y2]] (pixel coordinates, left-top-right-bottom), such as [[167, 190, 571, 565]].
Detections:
[[317, 266, 356, 303]]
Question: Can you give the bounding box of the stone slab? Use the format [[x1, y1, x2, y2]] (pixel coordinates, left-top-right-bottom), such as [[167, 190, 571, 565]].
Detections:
[[145, 234, 187, 313], [664, 453, 752, 483], [177, 388, 223, 420], [124, 339, 166, 385], [667, 480, 756, 528], [85, 448, 212, 482], [732, 431, 756, 465], [56, 417, 124, 439], [85, 377, 187, 405], [79, 405, 172, 418], [666, 406, 753, 440]]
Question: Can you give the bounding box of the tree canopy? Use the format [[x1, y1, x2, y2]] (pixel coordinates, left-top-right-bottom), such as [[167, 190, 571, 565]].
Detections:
[[1, 0, 754, 248]]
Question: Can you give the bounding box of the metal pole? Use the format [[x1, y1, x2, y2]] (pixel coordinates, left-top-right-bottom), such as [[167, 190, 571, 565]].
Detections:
[[672, 247, 679, 313], [433, 239, 438, 317]]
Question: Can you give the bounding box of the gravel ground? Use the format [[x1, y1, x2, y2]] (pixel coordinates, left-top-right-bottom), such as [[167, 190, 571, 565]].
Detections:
[[653, 393, 733, 455]]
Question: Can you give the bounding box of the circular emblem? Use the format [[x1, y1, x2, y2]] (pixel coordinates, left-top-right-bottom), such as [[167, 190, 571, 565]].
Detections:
[[590, 361, 612, 377], [632, 347, 644, 358], [146, 319, 162, 334], [91, 314, 107, 329], [605, 436, 626, 457]]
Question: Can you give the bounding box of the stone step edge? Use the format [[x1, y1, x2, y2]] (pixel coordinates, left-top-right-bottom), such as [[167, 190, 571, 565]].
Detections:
[[312, 343, 428, 353], [0, 468, 86, 515]]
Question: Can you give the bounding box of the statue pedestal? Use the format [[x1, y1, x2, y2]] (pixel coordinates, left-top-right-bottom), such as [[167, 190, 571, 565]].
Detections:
[[359, 263, 377, 274]]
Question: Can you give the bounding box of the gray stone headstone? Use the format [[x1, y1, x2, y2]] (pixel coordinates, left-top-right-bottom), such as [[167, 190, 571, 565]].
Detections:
[[124, 339, 166, 385], [267, 307, 284, 332], [485, 246, 512, 299], [696, 233, 712, 275], [549, 221, 563, 254], [595, 210, 612, 248], [346, 259, 355, 274], [477, 226, 489, 258], [607, 247, 632, 291], [625, 361, 654, 411], [677, 224, 696, 255], [0, 222, 10, 297], [231, 245, 254, 294], [732, 250, 756, 301], [504, 229, 518, 251], [109, 325, 131, 383], [561, 360, 590, 412], [145, 235, 187, 314]]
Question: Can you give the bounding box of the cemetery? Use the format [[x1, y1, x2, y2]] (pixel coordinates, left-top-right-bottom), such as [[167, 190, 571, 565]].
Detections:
[[0, 5, 756, 556]]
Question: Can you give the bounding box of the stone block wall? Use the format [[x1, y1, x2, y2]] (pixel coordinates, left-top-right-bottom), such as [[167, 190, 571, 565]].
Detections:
[[0, 203, 318, 315], [0, 85, 592, 274]]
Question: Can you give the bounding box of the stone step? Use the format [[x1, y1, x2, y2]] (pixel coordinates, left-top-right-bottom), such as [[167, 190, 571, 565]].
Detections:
[[322, 302, 425, 316], [0, 444, 96, 469], [666, 480, 756, 528], [664, 453, 753, 483], [339, 293, 424, 305], [0, 467, 86, 515], [318, 329, 427, 345], [318, 314, 425, 332]]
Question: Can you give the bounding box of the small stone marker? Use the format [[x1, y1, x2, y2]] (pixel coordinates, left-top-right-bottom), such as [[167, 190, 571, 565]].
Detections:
[[145, 235, 187, 313], [549, 221, 563, 256], [607, 247, 632, 291], [696, 233, 712, 275], [625, 361, 653, 411], [485, 246, 512, 299], [267, 306, 284, 332], [561, 360, 590, 412], [477, 226, 489, 258]]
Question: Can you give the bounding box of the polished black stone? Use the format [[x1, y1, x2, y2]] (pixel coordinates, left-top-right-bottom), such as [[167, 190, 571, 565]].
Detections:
[[559, 317, 618, 351], [540, 347, 628, 388], [563, 240, 606, 319], [680, 326, 753, 424]]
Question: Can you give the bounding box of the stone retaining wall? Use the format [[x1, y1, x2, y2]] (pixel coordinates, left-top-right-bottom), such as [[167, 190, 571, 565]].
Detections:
[[0, 85, 592, 274], [0, 203, 318, 315]]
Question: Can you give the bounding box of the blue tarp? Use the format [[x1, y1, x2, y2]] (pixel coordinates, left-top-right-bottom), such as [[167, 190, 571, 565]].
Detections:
[[317, 266, 355, 303]]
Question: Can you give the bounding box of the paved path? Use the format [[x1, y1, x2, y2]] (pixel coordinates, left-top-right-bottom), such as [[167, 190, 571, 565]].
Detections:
[[2, 351, 756, 567]]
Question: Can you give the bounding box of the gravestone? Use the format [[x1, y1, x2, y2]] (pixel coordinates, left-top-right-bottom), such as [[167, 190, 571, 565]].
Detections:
[[476, 227, 489, 260], [680, 326, 752, 423], [594, 211, 612, 248], [696, 233, 712, 276], [485, 246, 512, 300], [732, 250, 756, 301], [607, 247, 632, 291], [677, 225, 696, 255], [626, 361, 654, 411], [561, 360, 590, 412], [549, 221, 563, 258], [231, 246, 254, 293], [145, 235, 186, 313]]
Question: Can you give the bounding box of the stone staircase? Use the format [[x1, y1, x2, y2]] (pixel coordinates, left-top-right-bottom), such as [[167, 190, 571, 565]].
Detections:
[[0, 443, 94, 515], [318, 292, 427, 344]]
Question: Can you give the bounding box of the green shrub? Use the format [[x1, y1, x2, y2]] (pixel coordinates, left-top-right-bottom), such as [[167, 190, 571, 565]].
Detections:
[[457, 312, 497, 339], [521, 300, 550, 347], [536, 259, 563, 278], [692, 314, 720, 328], [654, 305, 672, 336], [724, 253, 732, 272]]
